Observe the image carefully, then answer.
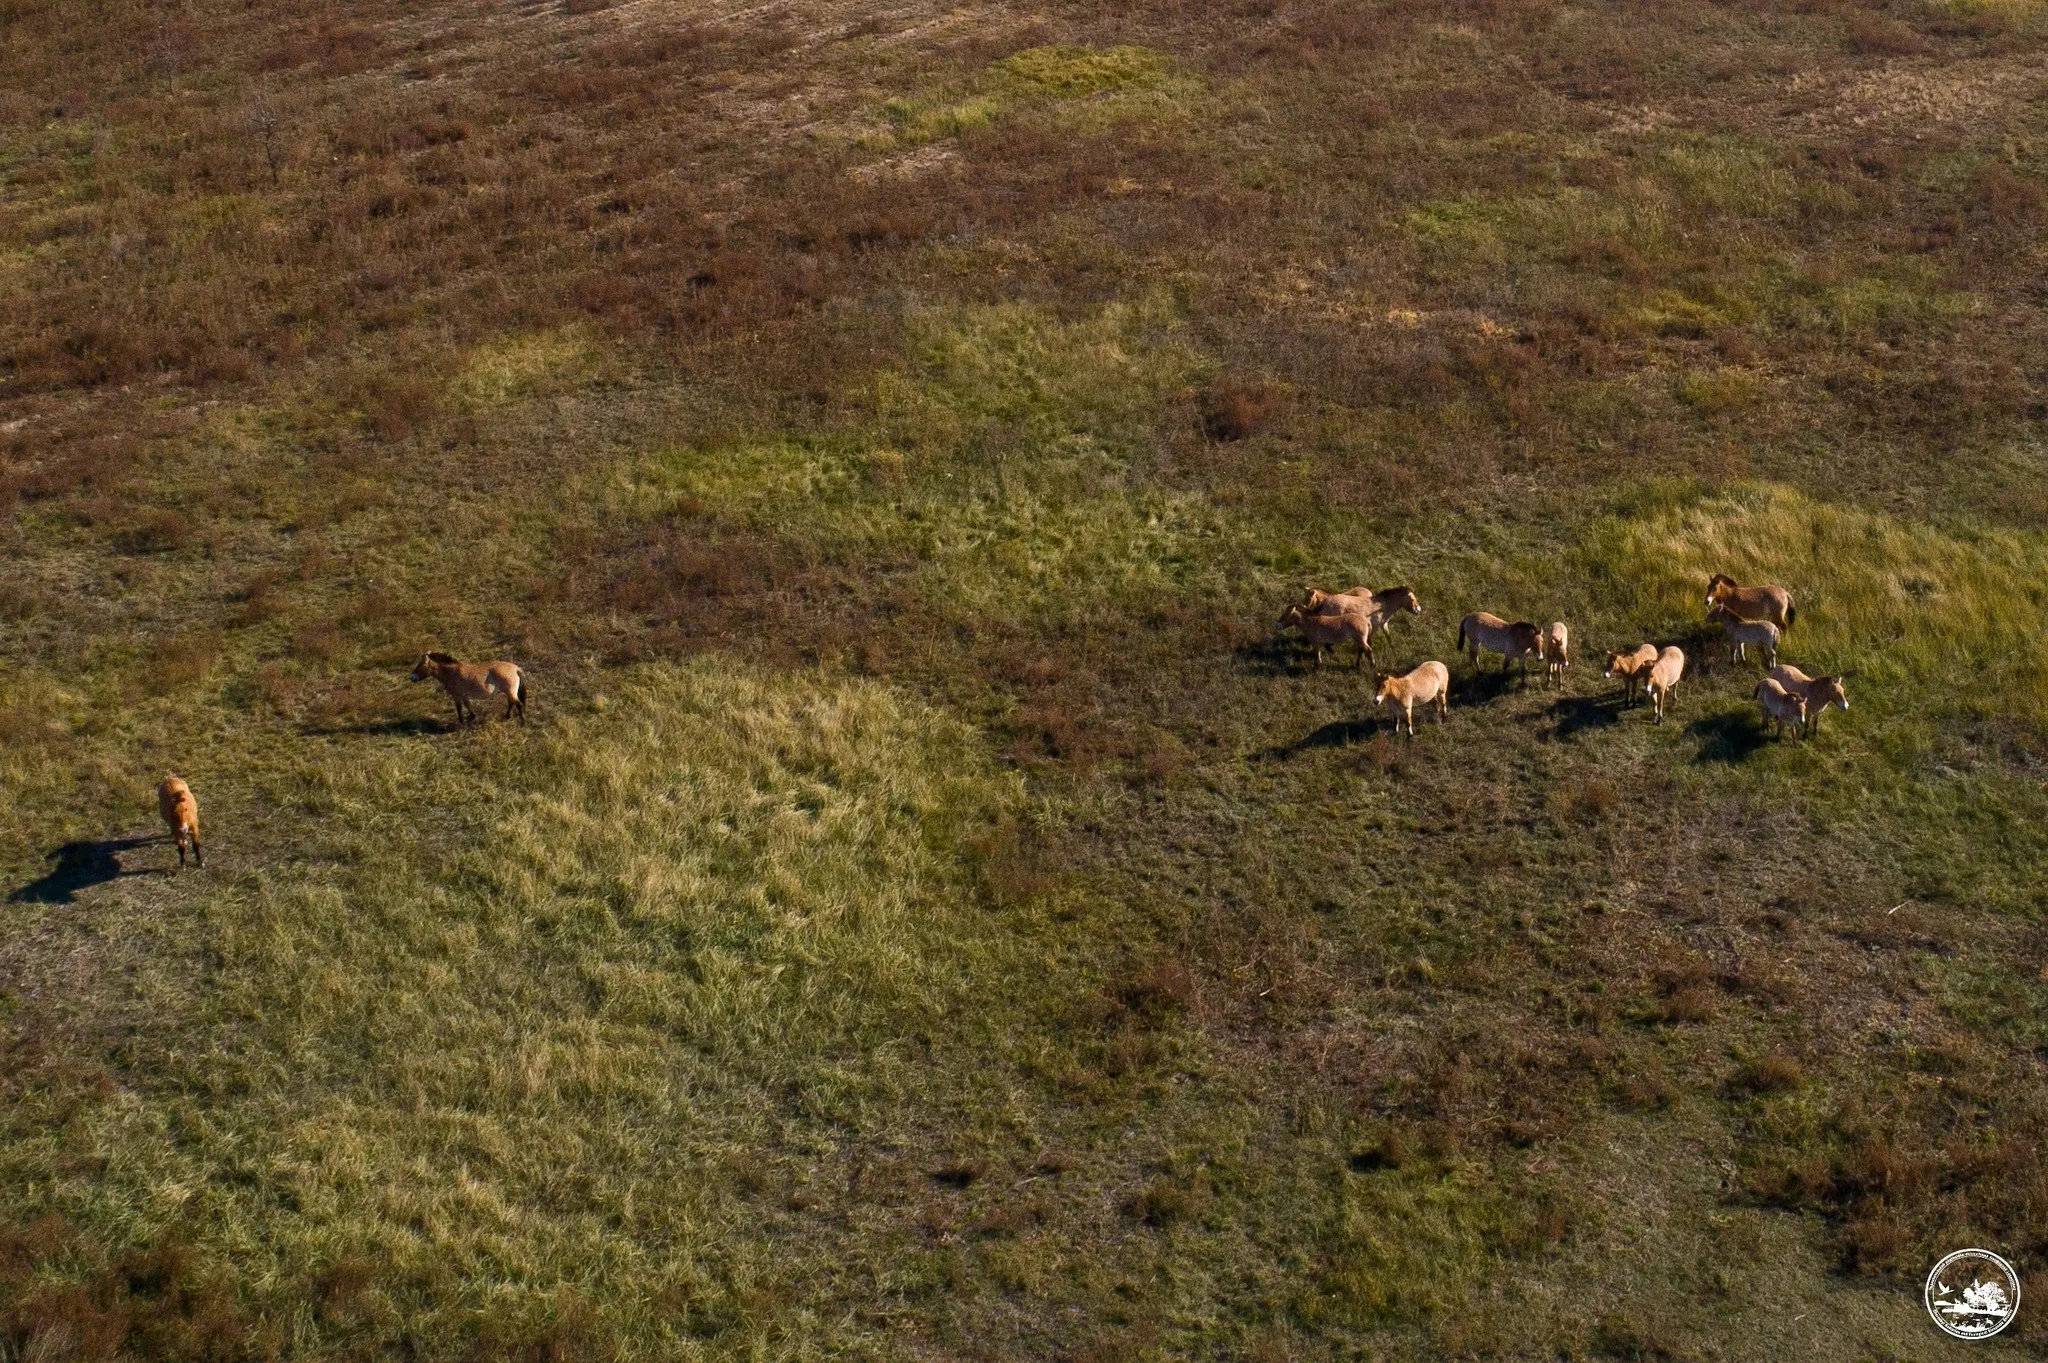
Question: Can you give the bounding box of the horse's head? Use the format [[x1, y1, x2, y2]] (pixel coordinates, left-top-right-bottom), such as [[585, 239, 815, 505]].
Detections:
[[1602, 652, 1624, 678], [1705, 573, 1736, 605], [1388, 586, 1422, 614], [409, 652, 453, 683], [1373, 677, 1395, 705], [1276, 604, 1306, 630], [1813, 676, 1849, 712]]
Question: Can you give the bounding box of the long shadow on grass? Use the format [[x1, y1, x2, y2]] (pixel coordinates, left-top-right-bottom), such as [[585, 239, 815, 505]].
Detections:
[[1686, 710, 1772, 763], [300, 717, 450, 738], [1261, 716, 1386, 759], [1453, 666, 1535, 707], [1548, 694, 1622, 740], [9, 837, 162, 904]]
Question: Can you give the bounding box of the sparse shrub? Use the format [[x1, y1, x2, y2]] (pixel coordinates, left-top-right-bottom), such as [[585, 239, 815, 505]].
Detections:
[[1348, 1130, 1412, 1172], [114, 510, 191, 554], [1737, 1053, 1805, 1094], [1198, 374, 1284, 441], [292, 619, 341, 663], [1845, 14, 1929, 55], [1126, 1171, 1211, 1227], [363, 375, 436, 441]]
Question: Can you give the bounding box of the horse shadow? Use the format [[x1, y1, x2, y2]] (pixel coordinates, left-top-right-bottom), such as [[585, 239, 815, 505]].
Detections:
[[9, 836, 162, 904], [299, 716, 447, 738], [1547, 693, 1622, 740], [1257, 716, 1385, 760], [1686, 710, 1771, 763], [1453, 666, 1534, 707]]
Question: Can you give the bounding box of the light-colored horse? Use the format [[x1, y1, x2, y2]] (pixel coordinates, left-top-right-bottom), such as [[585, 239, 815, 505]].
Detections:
[[1644, 646, 1685, 724], [157, 776, 203, 869], [410, 651, 528, 726], [1707, 602, 1779, 668], [1375, 660, 1450, 736], [1766, 666, 1849, 735], [1538, 621, 1570, 688], [1755, 677, 1807, 739], [1457, 612, 1543, 679], [1305, 585, 1422, 659], [1602, 644, 1659, 705], [1705, 574, 1795, 630]]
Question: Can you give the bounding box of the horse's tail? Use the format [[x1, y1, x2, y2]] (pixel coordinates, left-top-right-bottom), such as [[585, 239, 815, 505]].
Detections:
[[1456, 618, 1468, 652], [1785, 601, 1797, 630]]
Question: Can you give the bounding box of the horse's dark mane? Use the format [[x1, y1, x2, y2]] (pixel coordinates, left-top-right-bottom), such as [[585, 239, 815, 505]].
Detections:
[[426, 650, 459, 664]]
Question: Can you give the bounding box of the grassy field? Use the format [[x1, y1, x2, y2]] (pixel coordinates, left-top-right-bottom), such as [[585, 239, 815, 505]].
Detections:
[[4, 0, 2048, 1358]]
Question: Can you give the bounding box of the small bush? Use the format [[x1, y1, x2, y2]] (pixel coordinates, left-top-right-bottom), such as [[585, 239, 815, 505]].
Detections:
[[1198, 375, 1284, 441], [114, 511, 191, 554], [1737, 1054, 1805, 1094]]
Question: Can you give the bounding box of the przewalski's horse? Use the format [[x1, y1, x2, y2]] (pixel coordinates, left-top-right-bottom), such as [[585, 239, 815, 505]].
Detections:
[[1644, 646, 1685, 724], [1602, 644, 1659, 705], [1766, 665, 1850, 736], [1304, 585, 1423, 660], [1538, 621, 1571, 688], [410, 651, 528, 726], [1277, 602, 1377, 671], [157, 776, 203, 869], [1705, 574, 1796, 631], [1755, 677, 1807, 740], [1375, 660, 1450, 736], [1707, 602, 1779, 668], [1457, 612, 1543, 680]]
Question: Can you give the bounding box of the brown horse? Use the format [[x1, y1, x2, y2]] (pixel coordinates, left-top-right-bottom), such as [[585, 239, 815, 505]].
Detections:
[[1602, 644, 1659, 705], [410, 651, 527, 726], [1766, 665, 1850, 736], [157, 776, 203, 869], [1304, 586, 1423, 659], [1277, 603, 1377, 671], [1457, 612, 1543, 679], [1705, 574, 1796, 630]]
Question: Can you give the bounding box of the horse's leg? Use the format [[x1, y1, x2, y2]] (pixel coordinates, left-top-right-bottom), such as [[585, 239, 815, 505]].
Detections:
[[190, 833, 203, 868]]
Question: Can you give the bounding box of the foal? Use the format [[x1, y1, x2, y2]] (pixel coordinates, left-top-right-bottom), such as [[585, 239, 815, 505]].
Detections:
[[410, 651, 528, 726]]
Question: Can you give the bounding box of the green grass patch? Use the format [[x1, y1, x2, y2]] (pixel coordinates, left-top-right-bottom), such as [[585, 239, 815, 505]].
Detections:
[[863, 44, 1176, 151]]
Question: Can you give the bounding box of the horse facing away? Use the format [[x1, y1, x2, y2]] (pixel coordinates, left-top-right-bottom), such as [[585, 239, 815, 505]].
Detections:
[[1457, 612, 1543, 679], [1539, 621, 1570, 688], [1644, 646, 1685, 724], [1705, 574, 1796, 630], [157, 776, 202, 869], [1755, 677, 1807, 740], [411, 651, 527, 726]]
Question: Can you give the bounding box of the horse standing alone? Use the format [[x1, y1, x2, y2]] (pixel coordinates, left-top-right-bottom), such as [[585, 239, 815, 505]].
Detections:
[[157, 776, 202, 869], [410, 652, 528, 726]]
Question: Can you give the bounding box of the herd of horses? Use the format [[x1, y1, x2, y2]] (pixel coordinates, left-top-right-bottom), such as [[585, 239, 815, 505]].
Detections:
[[1278, 573, 1848, 739], [145, 581, 1839, 871]]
